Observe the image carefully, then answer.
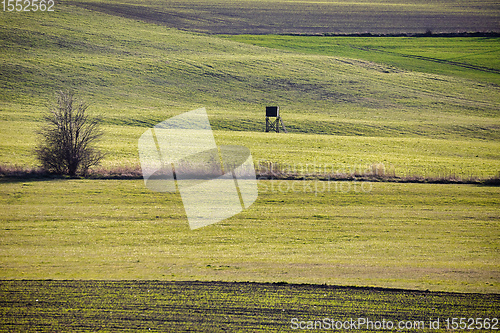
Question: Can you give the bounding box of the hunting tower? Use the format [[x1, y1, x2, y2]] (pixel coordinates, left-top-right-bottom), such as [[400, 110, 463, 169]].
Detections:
[[265, 106, 287, 133]]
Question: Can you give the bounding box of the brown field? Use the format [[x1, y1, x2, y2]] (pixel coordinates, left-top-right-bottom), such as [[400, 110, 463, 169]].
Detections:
[[71, 0, 500, 35]]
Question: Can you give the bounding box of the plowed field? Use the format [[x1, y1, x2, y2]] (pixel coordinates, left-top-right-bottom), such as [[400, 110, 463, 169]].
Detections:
[[1, 280, 498, 332]]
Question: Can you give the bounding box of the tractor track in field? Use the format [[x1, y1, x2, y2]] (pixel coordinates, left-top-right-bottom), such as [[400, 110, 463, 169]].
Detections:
[[347, 45, 500, 75]]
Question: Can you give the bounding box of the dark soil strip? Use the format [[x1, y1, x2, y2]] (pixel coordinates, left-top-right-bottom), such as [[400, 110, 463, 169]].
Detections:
[[0, 280, 498, 332]]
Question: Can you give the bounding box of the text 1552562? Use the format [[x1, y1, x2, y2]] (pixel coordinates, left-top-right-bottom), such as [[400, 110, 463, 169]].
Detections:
[[2, 0, 55, 12]]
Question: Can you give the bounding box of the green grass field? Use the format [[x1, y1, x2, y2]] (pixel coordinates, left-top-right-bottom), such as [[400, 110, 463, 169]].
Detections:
[[0, 1, 499, 330], [225, 35, 500, 84], [1, 178, 498, 293], [2, 125, 499, 178]]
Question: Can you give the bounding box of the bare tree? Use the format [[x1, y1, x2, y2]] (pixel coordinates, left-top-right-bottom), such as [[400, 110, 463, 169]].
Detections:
[[35, 91, 104, 176]]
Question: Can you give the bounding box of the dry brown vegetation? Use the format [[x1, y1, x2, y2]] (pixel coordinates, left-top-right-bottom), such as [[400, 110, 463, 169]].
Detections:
[[2, 163, 499, 185]]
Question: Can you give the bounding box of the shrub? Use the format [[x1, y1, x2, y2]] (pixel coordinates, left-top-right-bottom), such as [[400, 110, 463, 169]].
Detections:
[[35, 91, 104, 176]]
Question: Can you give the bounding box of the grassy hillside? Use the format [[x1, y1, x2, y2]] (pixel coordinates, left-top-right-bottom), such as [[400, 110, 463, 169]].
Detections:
[[225, 35, 500, 84], [0, 3, 499, 178]]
